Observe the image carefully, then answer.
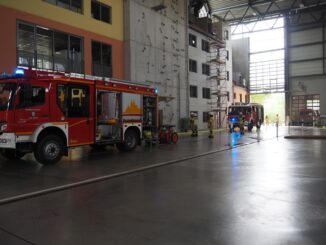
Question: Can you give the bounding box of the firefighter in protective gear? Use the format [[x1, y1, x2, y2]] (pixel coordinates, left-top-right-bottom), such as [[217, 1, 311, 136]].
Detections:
[[190, 112, 198, 137], [239, 112, 245, 135], [208, 112, 214, 138]]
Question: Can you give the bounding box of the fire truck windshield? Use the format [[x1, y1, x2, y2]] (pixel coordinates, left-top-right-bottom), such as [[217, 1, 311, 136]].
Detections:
[[0, 83, 16, 111], [228, 106, 251, 115]]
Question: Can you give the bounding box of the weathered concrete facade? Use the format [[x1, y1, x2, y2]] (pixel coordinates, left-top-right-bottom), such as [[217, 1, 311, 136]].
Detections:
[[124, 0, 189, 128], [232, 38, 249, 88]]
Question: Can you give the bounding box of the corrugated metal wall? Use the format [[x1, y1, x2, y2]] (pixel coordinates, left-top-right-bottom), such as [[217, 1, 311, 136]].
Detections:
[[287, 17, 326, 117]]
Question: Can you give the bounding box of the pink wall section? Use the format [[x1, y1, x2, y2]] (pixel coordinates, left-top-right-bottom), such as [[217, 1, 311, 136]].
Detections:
[[0, 6, 17, 74]]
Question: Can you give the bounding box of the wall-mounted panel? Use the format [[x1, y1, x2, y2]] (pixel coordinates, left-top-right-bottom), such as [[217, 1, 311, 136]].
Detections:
[[290, 60, 323, 77], [289, 44, 323, 61], [290, 28, 322, 46]]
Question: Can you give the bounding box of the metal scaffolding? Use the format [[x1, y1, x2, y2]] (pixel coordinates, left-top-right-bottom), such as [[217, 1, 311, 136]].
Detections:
[[208, 33, 228, 128]]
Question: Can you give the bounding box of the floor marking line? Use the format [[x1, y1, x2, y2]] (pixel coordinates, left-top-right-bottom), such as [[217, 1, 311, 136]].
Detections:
[[0, 136, 278, 206], [0, 226, 35, 245]]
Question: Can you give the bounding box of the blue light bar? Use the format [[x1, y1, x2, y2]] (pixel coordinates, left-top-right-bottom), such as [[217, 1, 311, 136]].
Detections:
[[15, 68, 24, 76], [230, 117, 238, 123], [154, 87, 159, 94]]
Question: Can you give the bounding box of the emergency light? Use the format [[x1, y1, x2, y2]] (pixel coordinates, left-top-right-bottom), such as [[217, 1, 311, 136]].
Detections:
[[154, 87, 159, 94], [14, 68, 25, 76], [230, 117, 238, 123]]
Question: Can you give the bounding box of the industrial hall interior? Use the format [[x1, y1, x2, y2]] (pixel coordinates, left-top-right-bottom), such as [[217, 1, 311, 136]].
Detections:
[[1, 0, 326, 245]]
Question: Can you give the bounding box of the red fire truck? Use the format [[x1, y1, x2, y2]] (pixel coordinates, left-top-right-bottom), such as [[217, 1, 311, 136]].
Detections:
[[228, 103, 264, 132], [0, 68, 158, 164]]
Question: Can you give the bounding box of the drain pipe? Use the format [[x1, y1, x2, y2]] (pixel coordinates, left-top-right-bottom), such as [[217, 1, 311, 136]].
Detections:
[[185, 0, 190, 118]]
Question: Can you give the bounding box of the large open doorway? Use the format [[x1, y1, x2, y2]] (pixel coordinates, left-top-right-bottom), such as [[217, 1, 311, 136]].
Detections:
[[231, 18, 286, 123]]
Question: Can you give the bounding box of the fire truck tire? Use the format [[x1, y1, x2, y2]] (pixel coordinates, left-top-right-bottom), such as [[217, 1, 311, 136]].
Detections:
[[117, 129, 138, 152], [1, 149, 26, 160], [34, 135, 64, 165]]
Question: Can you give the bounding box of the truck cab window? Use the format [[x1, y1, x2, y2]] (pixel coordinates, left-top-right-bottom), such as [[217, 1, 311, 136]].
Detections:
[[0, 83, 16, 111], [17, 85, 46, 108]]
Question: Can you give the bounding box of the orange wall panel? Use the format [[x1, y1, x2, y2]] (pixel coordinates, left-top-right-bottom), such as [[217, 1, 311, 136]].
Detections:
[[0, 5, 124, 79]]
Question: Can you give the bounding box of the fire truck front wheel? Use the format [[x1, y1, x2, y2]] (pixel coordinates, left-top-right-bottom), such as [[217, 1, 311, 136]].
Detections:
[[117, 129, 138, 152], [34, 135, 64, 165], [1, 149, 26, 160]]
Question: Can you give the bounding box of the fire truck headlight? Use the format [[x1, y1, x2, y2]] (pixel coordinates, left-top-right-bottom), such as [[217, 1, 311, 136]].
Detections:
[[0, 124, 7, 131]]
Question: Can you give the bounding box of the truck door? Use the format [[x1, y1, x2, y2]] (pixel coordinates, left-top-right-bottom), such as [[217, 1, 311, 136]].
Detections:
[[56, 83, 94, 146], [14, 82, 50, 134]]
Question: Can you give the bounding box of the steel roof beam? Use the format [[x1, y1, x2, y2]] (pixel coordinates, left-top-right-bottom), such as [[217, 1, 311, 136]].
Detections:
[[227, 1, 326, 24], [211, 0, 273, 13]]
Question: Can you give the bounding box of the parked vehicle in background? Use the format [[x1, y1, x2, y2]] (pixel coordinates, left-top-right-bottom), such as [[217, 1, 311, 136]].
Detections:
[[228, 103, 264, 132], [0, 68, 158, 164], [291, 109, 320, 126]]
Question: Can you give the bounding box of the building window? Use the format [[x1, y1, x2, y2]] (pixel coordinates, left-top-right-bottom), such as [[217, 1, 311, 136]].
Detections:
[[306, 98, 320, 111], [202, 40, 209, 52], [190, 111, 198, 118], [44, 0, 83, 13], [202, 64, 210, 76], [227, 91, 230, 102], [189, 59, 197, 73], [234, 93, 236, 100], [190, 85, 197, 98], [202, 87, 210, 99], [91, 0, 112, 24], [203, 112, 209, 123], [17, 21, 83, 73], [189, 34, 197, 47], [240, 94, 242, 103], [226, 50, 229, 60], [226, 71, 230, 81], [92, 41, 112, 77], [224, 30, 229, 40]]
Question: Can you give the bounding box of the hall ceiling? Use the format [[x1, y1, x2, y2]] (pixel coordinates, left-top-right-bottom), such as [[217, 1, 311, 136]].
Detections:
[[207, 0, 326, 24]]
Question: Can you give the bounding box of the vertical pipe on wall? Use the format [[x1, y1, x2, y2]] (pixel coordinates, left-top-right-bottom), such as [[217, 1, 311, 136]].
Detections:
[[123, 0, 131, 80], [323, 21, 325, 75], [177, 72, 181, 129], [185, 0, 190, 118], [284, 16, 290, 121]]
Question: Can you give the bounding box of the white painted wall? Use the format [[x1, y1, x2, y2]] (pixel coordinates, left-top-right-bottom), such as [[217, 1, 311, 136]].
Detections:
[[188, 24, 233, 129], [188, 28, 211, 130]]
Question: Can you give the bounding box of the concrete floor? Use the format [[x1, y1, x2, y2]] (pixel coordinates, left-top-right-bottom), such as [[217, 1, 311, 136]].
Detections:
[[1, 127, 326, 244]]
